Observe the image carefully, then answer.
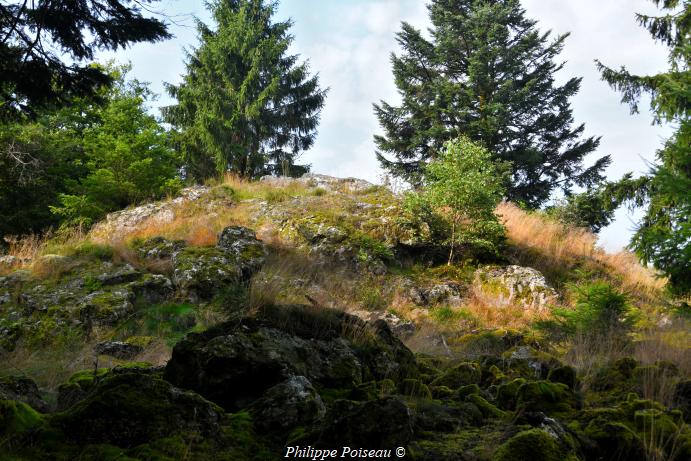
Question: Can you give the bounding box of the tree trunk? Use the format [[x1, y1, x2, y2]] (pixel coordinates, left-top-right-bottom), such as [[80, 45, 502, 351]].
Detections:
[[447, 220, 455, 266]]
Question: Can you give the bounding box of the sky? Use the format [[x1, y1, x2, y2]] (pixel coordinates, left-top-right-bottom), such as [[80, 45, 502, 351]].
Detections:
[[99, 0, 675, 252]]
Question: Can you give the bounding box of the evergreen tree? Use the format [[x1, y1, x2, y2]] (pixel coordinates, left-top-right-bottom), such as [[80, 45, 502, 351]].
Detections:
[[374, 0, 608, 208], [0, 0, 170, 120], [596, 0, 690, 293], [164, 0, 326, 180]]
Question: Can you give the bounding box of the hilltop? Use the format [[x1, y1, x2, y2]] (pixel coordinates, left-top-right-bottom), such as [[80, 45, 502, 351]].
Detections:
[[0, 174, 689, 460]]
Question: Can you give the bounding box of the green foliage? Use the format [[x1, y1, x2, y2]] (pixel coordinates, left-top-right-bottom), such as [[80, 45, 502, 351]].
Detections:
[[546, 191, 619, 233], [1, 65, 181, 235], [418, 137, 509, 263], [164, 0, 326, 179], [120, 303, 198, 346], [596, 0, 691, 294], [51, 66, 182, 228], [374, 0, 608, 208], [0, 1, 170, 121], [550, 282, 634, 341]]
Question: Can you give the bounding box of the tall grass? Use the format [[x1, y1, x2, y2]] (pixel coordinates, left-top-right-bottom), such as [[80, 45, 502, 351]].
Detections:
[[497, 202, 666, 297]]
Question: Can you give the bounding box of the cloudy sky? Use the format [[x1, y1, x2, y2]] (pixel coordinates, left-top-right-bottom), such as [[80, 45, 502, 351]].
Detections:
[[101, 0, 674, 251]]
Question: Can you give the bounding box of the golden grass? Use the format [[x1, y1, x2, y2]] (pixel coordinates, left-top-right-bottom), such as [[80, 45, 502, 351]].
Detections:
[[497, 202, 666, 297]]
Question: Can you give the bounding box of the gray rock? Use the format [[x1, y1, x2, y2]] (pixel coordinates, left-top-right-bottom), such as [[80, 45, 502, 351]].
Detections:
[[0, 375, 48, 412], [408, 282, 462, 306], [164, 305, 419, 411], [91, 186, 209, 237], [95, 341, 143, 359], [251, 376, 326, 432], [350, 310, 415, 339], [474, 265, 558, 310], [134, 237, 186, 260], [171, 247, 243, 302], [216, 225, 268, 276]]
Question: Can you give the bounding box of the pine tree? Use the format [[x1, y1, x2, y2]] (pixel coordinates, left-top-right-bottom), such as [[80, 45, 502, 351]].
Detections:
[[597, 0, 690, 293], [0, 0, 170, 120], [164, 0, 327, 180], [374, 0, 609, 208]]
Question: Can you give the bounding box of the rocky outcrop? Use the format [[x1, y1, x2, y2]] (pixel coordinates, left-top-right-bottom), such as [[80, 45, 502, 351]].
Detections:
[[94, 341, 143, 359], [164, 305, 419, 411], [474, 265, 558, 310], [90, 186, 210, 238], [171, 226, 266, 301], [53, 370, 223, 447], [0, 375, 48, 412]]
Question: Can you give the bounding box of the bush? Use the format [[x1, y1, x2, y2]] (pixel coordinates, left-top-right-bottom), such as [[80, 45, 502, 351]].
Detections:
[[418, 136, 510, 263], [545, 282, 635, 343]]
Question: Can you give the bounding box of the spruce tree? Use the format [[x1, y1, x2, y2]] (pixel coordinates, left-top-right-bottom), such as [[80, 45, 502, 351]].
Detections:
[[164, 0, 326, 180], [374, 0, 609, 208], [597, 0, 690, 293]]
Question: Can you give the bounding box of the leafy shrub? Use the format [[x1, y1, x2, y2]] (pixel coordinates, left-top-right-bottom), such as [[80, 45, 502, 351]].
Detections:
[[416, 137, 510, 263]]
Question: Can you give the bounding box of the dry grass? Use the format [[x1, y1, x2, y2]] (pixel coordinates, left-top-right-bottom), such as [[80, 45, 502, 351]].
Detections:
[[497, 202, 666, 297]]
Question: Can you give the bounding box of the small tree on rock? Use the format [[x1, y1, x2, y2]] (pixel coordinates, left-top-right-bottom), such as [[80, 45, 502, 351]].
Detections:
[[420, 136, 510, 264]]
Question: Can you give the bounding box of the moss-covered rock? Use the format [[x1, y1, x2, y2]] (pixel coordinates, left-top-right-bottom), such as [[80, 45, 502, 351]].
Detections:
[[516, 380, 580, 415], [492, 428, 571, 461], [582, 418, 644, 460], [250, 376, 325, 434], [430, 362, 481, 388], [308, 397, 413, 449], [53, 371, 223, 447], [0, 399, 44, 440], [399, 379, 432, 400], [465, 393, 507, 420], [495, 378, 526, 411], [164, 305, 418, 411], [547, 365, 578, 389], [0, 376, 48, 412]]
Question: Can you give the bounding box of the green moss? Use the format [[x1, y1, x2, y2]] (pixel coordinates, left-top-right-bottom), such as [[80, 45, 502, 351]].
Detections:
[[583, 419, 644, 460], [430, 362, 481, 388], [466, 393, 507, 420], [495, 378, 526, 411], [64, 368, 109, 391], [400, 379, 432, 400], [492, 429, 567, 461], [455, 384, 481, 399], [547, 365, 577, 389], [0, 399, 44, 438], [516, 380, 579, 415]]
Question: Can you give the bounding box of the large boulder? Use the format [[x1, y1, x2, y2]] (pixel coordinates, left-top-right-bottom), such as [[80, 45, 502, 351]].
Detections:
[[171, 246, 243, 301], [164, 305, 419, 411], [250, 375, 326, 433], [309, 397, 413, 449], [53, 370, 223, 448], [171, 226, 266, 301], [216, 225, 268, 277], [474, 265, 558, 311], [0, 376, 48, 413]]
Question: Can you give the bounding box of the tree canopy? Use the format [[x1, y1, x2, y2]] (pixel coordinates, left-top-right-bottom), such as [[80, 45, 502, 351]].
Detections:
[[374, 0, 609, 208], [597, 0, 690, 293], [0, 0, 170, 121], [164, 0, 327, 180]]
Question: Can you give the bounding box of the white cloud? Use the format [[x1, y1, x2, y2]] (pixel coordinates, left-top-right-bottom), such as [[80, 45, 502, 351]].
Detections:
[[103, 0, 674, 251]]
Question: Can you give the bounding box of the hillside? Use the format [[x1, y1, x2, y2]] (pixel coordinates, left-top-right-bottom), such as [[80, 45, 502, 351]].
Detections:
[[1, 174, 689, 460]]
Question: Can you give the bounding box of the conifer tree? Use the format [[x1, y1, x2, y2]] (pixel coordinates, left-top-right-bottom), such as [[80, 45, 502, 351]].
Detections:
[[374, 0, 608, 208], [0, 0, 170, 120], [597, 0, 690, 293], [164, 0, 326, 179]]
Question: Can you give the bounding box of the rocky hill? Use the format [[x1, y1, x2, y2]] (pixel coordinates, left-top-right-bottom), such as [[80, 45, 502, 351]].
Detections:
[[0, 174, 689, 460]]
